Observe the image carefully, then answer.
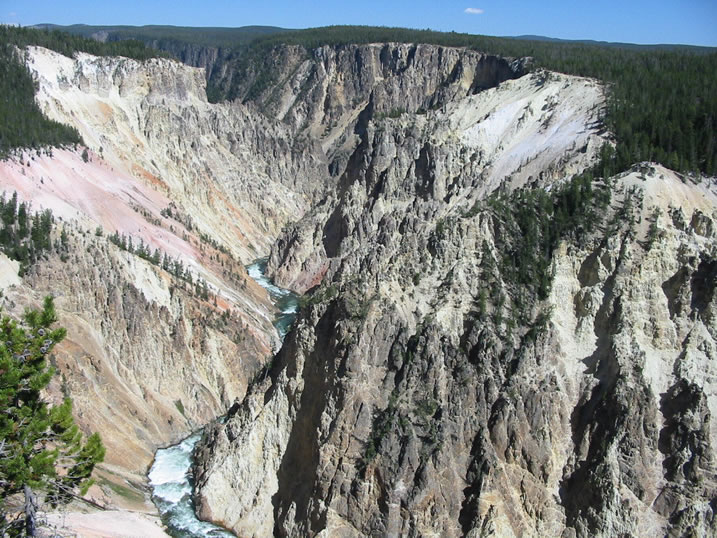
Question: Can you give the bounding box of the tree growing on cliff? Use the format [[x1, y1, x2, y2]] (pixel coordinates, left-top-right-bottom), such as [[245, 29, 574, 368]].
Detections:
[[0, 297, 105, 536]]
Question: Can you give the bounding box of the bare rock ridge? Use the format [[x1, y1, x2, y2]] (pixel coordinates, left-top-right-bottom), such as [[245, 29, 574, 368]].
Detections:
[[0, 153, 279, 513], [217, 43, 528, 180], [231, 43, 526, 129], [267, 69, 606, 293], [191, 46, 717, 537], [24, 45, 326, 261]]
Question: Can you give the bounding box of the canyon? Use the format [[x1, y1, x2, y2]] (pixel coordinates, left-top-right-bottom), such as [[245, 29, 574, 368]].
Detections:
[[0, 38, 715, 537]]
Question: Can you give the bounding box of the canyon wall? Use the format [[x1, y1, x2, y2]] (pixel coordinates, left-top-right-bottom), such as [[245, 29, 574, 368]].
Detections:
[[1, 40, 714, 536], [193, 49, 717, 536], [23, 46, 326, 261], [0, 46, 325, 510]]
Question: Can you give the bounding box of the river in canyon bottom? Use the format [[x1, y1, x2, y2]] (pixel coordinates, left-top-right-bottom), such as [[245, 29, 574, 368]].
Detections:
[[148, 258, 299, 537]]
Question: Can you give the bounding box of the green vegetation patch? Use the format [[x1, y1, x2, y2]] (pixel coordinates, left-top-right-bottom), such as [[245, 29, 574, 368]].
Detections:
[[0, 42, 81, 157], [488, 170, 610, 303], [0, 191, 56, 275], [174, 399, 186, 417], [98, 477, 145, 504], [0, 297, 105, 535]]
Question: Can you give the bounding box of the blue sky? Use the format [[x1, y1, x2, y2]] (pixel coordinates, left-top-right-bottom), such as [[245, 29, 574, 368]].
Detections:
[[2, 0, 716, 46]]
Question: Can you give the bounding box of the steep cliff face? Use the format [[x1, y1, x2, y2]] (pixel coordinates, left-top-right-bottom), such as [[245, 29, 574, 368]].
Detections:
[[241, 43, 525, 125], [25, 228, 272, 463], [196, 167, 717, 537], [0, 45, 328, 511], [267, 69, 606, 293], [193, 52, 717, 536], [137, 40, 224, 77], [213, 43, 528, 179], [23, 46, 326, 261]]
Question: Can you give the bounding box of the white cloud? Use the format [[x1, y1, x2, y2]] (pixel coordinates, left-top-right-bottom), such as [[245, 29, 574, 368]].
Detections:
[[464, 8, 484, 15]]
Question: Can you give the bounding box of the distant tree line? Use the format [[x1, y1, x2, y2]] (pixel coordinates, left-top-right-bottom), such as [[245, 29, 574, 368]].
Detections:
[[238, 26, 716, 55], [0, 25, 170, 62], [34, 23, 285, 49]]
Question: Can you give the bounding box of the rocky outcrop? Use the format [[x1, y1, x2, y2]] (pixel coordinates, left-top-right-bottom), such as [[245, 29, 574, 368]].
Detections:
[[239, 43, 524, 125], [194, 62, 717, 537], [136, 40, 225, 78], [267, 70, 607, 293], [211, 43, 529, 183]]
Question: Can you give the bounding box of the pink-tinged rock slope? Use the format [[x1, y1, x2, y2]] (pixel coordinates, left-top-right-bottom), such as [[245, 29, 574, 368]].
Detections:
[[22, 45, 326, 262]]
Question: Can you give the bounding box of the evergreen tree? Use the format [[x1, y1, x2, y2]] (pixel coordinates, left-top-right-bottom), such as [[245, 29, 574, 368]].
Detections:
[[2, 192, 17, 227], [0, 297, 105, 536], [17, 203, 28, 239]]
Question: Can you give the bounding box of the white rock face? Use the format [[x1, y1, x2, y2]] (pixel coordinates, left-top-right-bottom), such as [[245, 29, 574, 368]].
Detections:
[[45, 510, 168, 537], [448, 71, 605, 193], [0, 252, 20, 290]]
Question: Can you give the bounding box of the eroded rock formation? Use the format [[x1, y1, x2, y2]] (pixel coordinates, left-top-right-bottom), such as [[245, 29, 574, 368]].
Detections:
[[193, 46, 717, 536], [0, 46, 324, 510]]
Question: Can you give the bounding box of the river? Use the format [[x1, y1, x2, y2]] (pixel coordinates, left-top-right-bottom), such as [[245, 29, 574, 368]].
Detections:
[[147, 258, 299, 537]]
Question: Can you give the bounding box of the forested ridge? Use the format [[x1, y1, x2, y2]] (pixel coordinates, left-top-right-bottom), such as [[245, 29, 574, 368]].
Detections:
[[33, 23, 286, 49], [0, 25, 170, 62]]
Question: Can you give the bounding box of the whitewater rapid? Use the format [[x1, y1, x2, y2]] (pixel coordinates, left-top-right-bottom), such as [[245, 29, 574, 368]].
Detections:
[[147, 432, 233, 537], [246, 258, 299, 343]]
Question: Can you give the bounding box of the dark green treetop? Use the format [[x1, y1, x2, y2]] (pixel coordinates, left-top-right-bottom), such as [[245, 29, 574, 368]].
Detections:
[[0, 297, 105, 536]]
